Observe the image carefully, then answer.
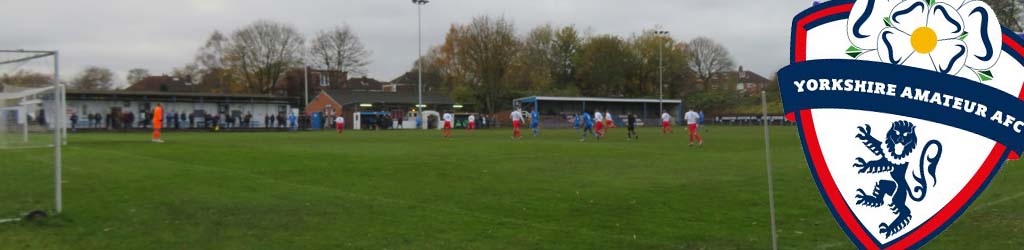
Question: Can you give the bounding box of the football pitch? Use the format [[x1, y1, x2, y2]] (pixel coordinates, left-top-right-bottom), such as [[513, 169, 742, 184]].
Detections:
[[1, 127, 1022, 249]]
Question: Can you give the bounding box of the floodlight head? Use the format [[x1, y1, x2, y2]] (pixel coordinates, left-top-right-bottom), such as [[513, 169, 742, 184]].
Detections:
[[412, 0, 429, 5]]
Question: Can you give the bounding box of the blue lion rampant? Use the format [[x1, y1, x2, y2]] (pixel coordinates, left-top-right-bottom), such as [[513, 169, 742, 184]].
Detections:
[[852, 120, 942, 238]]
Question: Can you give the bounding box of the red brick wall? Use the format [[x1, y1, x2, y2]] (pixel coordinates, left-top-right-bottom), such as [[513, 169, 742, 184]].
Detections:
[[305, 92, 342, 116]]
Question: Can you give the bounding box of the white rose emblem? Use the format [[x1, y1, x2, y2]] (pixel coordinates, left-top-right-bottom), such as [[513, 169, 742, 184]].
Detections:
[[847, 0, 1002, 81]]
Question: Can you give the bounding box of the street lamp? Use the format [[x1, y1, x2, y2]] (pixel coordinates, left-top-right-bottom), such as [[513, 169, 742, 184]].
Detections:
[[654, 29, 670, 113], [413, 0, 429, 129]]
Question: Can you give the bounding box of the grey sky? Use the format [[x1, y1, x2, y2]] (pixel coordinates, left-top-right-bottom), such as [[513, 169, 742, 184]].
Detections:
[[0, 0, 815, 87]]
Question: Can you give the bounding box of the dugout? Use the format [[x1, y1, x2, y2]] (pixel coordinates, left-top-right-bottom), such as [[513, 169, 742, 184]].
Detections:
[[513, 96, 684, 127], [306, 89, 464, 130], [66, 90, 298, 129]]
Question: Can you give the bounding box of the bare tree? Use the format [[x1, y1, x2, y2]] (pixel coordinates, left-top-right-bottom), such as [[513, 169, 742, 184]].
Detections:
[[172, 63, 202, 84], [196, 30, 229, 70], [71, 66, 115, 90], [126, 68, 150, 86], [687, 37, 735, 90], [309, 25, 372, 76], [191, 30, 234, 92], [453, 15, 519, 113], [224, 20, 305, 94]]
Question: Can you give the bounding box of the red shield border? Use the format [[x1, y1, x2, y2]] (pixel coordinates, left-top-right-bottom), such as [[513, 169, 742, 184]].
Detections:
[[788, 0, 1024, 249]]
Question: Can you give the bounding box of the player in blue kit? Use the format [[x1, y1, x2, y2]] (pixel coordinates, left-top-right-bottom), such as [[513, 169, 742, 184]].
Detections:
[[580, 111, 596, 142], [530, 110, 540, 137], [573, 114, 580, 133]]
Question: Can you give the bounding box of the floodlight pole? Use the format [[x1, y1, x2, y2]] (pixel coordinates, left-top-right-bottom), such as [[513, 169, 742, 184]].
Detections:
[[304, 66, 309, 106], [414, 0, 429, 129], [762, 90, 777, 250], [659, 41, 663, 112], [54, 50, 62, 214], [654, 29, 669, 113]]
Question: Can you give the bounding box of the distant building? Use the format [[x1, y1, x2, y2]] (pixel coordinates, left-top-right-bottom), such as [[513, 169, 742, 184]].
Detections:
[[701, 66, 773, 94], [125, 75, 194, 92], [345, 76, 388, 91], [513, 96, 684, 127], [390, 71, 442, 92], [301, 88, 458, 130], [274, 68, 349, 99], [732, 66, 772, 95], [66, 90, 298, 129]]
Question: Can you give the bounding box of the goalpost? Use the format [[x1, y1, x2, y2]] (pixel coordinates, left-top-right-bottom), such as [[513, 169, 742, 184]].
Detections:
[[0, 50, 64, 223]]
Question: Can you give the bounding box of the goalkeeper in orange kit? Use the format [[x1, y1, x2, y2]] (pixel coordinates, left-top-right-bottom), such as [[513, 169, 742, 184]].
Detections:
[[152, 103, 164, 143]]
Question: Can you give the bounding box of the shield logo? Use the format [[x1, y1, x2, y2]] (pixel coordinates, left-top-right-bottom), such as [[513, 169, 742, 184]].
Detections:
[[779, 0, 1024, 248]]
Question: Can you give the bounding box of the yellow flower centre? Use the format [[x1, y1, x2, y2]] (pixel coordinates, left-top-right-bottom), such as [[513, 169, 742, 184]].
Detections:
[[910, 27, 937, 54]]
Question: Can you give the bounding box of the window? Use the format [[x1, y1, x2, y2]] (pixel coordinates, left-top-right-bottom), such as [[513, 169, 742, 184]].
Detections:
[[319, 74, 330, 87]]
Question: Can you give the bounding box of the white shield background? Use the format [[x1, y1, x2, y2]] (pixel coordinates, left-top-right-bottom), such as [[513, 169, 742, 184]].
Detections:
[[801, 15, 1024, 244]]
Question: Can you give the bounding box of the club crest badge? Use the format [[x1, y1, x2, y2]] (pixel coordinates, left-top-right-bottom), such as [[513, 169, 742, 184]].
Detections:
[[779, 0, 1024, 248]]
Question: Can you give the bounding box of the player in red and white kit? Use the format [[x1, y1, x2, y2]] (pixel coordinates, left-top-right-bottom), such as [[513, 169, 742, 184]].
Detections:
[[442, 111, 454, 139], [661, 110, 673, 134], [510, 109, 524, 139], [467, 114, 476, 132], [593, 110, 605, 138], [335, 114, 345, 136], [685, 109, 703, 147]]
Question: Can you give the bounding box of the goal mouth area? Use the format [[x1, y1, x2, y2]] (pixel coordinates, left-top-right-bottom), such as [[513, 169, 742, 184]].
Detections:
[[0, 55, 66, 218], [1, 85, 61, 149]]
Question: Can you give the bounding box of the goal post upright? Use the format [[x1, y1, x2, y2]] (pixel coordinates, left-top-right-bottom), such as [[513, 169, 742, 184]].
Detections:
[[53, 50, 62, 214]]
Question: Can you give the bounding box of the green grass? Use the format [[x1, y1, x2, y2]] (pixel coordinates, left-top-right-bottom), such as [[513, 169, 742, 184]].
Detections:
[[0, 127, 1021, 249]]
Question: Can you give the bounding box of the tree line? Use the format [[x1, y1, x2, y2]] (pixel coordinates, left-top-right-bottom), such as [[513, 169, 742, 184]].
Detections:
[[1, 20, 373, 95], [413, 15, 746, 113], [170, 20, 372, 94]]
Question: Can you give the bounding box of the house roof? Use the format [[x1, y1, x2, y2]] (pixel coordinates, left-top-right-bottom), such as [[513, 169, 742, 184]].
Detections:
[[346, 76, 387, 90], [125, 75, 193, 92], [390, 71, 441, 85], [67, 90, 296, 101], [737, 70, 771, 84], [323, 89, 456, 106]]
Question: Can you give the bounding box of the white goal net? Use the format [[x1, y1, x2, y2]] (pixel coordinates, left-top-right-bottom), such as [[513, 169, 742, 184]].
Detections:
[[0, 50, 64, 222]]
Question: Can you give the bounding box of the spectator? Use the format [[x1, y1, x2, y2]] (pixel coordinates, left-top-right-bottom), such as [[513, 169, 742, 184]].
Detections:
[[173, 112, 180, 129], [36, 109, 47, 127], [166, 112, 173, 129], [70, 113, 78, 131], [124, 112, 131, 129], [244, 113, 252, 128]]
